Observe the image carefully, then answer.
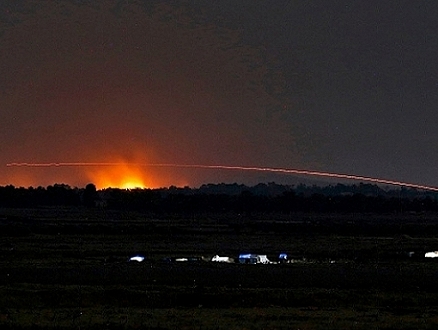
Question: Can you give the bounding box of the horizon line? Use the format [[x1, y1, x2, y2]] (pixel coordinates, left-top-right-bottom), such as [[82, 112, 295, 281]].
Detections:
[[6, 162, 438, 192]]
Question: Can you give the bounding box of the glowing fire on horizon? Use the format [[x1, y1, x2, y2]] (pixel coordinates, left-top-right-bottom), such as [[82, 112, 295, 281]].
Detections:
[[84, 163, 149, 189], [6, 162, 438, 192]]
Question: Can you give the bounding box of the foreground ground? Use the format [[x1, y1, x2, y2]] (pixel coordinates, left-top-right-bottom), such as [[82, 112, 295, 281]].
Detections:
[[2, 207, 438, 329]]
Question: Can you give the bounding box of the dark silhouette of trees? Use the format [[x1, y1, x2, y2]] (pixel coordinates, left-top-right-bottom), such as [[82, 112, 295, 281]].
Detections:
[[46, 184, 80, 206], [82, 183, 98, 207], [0, 184, 80, 207], [0, 182, 437, 214]]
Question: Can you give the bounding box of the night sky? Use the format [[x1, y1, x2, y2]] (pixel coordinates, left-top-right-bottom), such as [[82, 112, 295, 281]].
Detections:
[[2, 1, 438, 189]]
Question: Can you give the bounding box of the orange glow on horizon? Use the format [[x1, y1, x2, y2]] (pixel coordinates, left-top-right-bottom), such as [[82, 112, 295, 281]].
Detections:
[[7, 162, 438, 192], [86, 163, 150, 190], [4, 160, 192, 189]]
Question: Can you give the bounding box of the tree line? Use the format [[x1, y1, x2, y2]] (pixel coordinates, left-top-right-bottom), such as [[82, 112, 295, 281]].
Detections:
[[0, 182, 437, 214]]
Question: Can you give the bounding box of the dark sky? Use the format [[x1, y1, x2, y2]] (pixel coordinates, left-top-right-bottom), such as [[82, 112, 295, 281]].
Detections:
[[1, 0, 438, 189]]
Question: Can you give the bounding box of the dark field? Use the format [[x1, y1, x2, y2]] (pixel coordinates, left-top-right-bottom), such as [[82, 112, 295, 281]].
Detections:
[[2, 207, 438, 329]]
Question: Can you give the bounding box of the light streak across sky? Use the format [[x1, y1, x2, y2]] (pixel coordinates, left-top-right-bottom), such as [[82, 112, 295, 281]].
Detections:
[[6, 162, 438, 192]]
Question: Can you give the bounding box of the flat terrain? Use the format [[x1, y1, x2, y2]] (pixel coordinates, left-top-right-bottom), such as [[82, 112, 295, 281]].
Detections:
[[2, 207, 438, 329]]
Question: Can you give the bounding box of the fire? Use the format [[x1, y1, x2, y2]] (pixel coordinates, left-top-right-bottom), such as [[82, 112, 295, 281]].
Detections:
[[87, 163, 149, 189], [120, 178, 146, 190]]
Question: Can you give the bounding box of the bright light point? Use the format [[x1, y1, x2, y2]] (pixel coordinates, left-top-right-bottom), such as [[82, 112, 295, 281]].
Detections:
[[129, 255, 145, 262]]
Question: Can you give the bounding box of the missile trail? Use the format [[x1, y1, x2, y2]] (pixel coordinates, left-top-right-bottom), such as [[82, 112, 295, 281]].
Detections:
[[6, 162, 438, 192]]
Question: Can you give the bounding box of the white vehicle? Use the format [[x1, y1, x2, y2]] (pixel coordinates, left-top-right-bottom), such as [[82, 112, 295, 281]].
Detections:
[[211, 255, 234, 263], [257, 255, 271, 264], [238, 253, 272, 264]]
